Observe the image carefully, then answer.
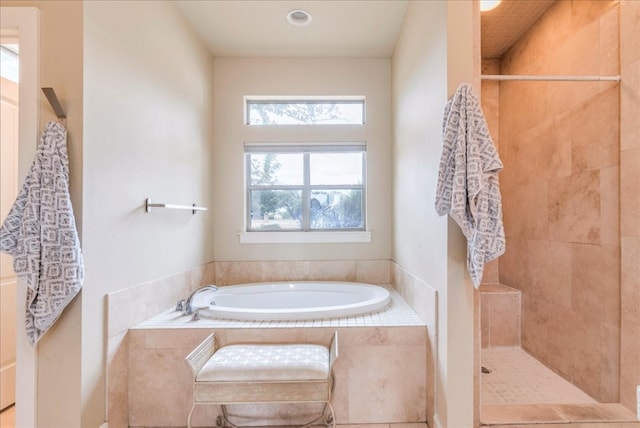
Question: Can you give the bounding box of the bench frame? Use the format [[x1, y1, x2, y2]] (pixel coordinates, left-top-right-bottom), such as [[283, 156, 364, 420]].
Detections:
[[185, 332, 339, 428]]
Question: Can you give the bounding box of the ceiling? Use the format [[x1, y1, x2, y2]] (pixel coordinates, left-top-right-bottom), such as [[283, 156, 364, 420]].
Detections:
[[175, 0, 557, 59], [175, 1, 409, 58], [481, 0, 556, 58]]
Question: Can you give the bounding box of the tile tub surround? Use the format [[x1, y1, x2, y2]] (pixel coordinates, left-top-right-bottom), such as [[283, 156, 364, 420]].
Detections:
[[213, 259, 391, 286], [136, 286, 425, 330], [107, 260, 438, 427], [126, 288, 427, 427], [107, 262, 216, 428], [390, 263, 438, 428], [127, 323, 428, 427], [107, 260, 392, 426]]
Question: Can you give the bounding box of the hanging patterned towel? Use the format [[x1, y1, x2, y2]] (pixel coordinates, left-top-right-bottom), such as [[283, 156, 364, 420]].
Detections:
[[0, 121, 84, 344], [435, 84, 505, 287]]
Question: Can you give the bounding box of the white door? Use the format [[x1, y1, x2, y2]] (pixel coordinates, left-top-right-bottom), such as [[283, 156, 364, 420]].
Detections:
[[1, 8, 39, 427], [0, 64, 19, 411]]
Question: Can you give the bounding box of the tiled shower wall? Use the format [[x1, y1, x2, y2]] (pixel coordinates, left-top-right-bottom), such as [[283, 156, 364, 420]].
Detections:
[[480, 58, 501, 285], [619, 0, 640, 413], [496, 0, 622, 403]]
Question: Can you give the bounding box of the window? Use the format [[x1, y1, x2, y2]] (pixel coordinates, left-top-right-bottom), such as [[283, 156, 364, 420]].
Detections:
[[245, 143, 366, 232], [246, 97, 365, 125], [0, 45, 19, 82]]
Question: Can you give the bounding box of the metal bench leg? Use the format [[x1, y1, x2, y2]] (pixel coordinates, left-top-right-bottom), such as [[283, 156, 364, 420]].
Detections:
[[217, 405, 243, 428], [324, 401, 336, 428], [298, 402, 336, 428], [187, 403, 196, 428], [199, 402, 335, 428]]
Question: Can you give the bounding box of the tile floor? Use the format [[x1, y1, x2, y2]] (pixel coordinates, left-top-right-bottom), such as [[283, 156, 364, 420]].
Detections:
[[0, 406, 425, 428], [4, 347, 636, 427], [481, 347, 640, 427], [185, 425, 427, 428], [481, 347, 597, 405], [180, 425, 427, 428]]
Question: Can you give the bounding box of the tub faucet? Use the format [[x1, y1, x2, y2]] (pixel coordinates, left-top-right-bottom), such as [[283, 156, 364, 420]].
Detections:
[[180, 285, 218, 315]]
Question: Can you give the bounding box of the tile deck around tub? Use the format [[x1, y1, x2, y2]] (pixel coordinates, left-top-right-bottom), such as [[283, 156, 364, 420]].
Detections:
[[132, 286, 425, 329]]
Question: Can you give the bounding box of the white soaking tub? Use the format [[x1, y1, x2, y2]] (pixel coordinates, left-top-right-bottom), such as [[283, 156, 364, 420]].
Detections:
[[193, 281, 391, 321]]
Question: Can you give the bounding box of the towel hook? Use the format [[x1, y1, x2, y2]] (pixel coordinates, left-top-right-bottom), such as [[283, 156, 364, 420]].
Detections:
[[42, 87, 66, 123]]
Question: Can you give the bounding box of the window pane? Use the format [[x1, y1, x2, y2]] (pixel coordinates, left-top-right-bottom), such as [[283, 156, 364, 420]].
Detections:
[[247, 100, 364, 125], [249, 153, 303, 186], [249, 189, 302, 230], [310, 189, 363, 229], [310, 153, 363, 185], [0, 45, 19, 83]]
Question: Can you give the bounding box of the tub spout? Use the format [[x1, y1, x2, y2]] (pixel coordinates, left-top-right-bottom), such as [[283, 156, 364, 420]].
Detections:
[[183, 285, 218, 315]]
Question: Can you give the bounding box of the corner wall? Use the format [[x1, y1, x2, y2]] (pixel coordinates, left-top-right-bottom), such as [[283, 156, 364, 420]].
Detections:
[[391, 1, 478, 426], [0, 1, 84, 426], [83, 1, 215, 425]]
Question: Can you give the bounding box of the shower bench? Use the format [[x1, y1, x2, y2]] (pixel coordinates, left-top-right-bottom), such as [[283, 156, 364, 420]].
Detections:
[[185, 331, 339, 428]]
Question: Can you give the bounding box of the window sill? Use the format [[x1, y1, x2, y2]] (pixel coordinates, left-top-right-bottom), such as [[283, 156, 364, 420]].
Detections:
[[239, 231, 372, 244]]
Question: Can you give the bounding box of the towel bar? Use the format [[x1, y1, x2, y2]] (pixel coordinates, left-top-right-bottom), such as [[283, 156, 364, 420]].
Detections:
[[144, 198, 208, 214]]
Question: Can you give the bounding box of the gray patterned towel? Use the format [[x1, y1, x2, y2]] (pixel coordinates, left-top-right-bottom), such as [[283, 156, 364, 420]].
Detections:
[[0, 121, 84, 344], [435, 84, 505, 287]]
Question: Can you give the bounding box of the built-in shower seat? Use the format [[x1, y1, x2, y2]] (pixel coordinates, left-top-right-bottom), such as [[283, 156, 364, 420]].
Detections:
[[185, 331, 338, 428]]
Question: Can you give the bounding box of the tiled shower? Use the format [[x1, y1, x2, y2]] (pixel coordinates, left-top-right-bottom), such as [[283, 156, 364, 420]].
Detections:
[[479, 0, 640, 425]]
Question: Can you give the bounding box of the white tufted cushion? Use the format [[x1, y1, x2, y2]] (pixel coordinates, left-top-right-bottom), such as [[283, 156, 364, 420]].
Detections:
[[197, 344, 330, 382]]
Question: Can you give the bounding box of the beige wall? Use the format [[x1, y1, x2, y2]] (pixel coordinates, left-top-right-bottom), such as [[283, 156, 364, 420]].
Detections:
[[212, 58, 391, 262], [82, 1, 215, 426], [0, 0, 216, 424], [392, 1, 478, 427], [37, 4, 84, 425], [1, 1, 489, 426], [1, 1, 84, 426], [497, 0, 622, 403], [391, 8, 447, 424], [392, 1, 448, 287]]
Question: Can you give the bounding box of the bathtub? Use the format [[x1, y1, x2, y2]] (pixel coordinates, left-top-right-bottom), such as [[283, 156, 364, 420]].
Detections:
[[192, 281, 391, 321]]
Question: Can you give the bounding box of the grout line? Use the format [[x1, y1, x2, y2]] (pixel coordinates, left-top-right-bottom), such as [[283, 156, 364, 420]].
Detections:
[[133, 289, 426, 330]]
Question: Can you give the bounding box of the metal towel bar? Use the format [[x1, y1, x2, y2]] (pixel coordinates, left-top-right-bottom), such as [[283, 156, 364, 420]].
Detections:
[[481, 74, 621, 82], [144, 198, 207, 215]]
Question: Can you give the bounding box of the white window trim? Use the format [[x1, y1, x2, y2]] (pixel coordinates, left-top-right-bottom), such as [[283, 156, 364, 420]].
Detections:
[[239, 230, 371, 244], [241, 95, 370, 244], [245, 142, 367, 233]]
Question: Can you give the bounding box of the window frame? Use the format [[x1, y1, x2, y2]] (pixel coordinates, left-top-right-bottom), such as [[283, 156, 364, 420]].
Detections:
[[244, 142, 367, 233], [244, 96, 366, 126]]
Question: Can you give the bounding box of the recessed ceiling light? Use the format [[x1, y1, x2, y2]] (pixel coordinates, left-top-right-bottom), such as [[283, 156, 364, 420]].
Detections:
[[480, 0, 501, 12], [287, 9, 312, 27]]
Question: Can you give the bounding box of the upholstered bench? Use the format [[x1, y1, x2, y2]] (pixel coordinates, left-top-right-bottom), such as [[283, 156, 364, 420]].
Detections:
[[185, 332, 338, 428]]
